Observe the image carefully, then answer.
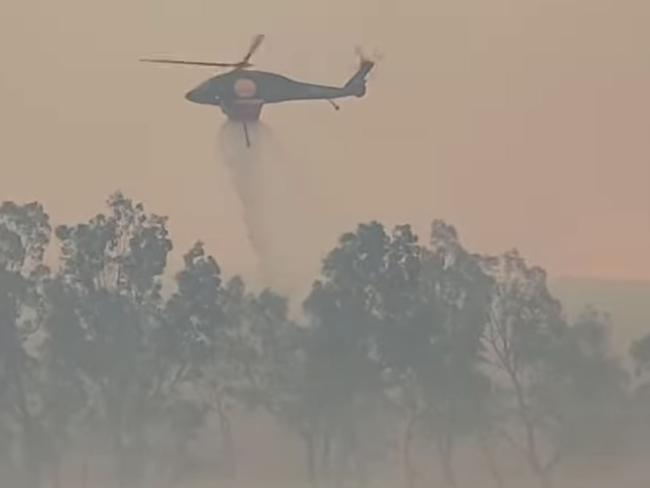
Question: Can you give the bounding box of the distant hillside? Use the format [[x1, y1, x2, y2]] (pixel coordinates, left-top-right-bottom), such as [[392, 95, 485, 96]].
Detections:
[[551, 277, 650, 354]]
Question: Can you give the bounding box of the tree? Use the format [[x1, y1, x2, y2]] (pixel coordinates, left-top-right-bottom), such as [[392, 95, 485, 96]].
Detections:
[[420, 221, 494, 488], [302, 222, 390, 487], [378, 221, 495, 488], [0, 201, 52, 488], [227, 283, 310, 480], [630, 333, 650, 385], [628, 330, 650, 449], [480, 250, 566, 488], [543, 307, 629, 469], [53, 192, 173, 487], [162, 241, 236, 479], [372, 224, 426, 488], [36, 275, 91, 488], [2, 193, 644, 488]]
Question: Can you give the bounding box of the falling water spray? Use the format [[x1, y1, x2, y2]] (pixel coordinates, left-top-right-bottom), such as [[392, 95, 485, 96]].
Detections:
[[216, 120, 317, 298]]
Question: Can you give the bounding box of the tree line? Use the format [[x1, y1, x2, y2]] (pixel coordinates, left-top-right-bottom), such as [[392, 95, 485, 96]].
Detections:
[[1, 192, 649, 488]]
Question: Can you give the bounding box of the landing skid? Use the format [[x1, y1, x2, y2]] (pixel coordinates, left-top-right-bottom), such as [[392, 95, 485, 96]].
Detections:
[[242, 122, 251, 147]]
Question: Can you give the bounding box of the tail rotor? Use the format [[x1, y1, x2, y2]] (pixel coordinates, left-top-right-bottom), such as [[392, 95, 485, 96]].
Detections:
[[354, 45, 383, 66]]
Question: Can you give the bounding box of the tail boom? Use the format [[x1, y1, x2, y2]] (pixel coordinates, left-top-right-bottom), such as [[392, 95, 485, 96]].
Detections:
[[344, 60, 375, 96]]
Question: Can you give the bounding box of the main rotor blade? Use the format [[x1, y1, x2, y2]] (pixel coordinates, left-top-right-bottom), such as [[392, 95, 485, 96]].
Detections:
[[242, 34, 265, 63], [140, 58, 239, 67]]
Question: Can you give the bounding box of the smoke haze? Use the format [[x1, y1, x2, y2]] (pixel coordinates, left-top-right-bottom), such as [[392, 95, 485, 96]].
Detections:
[[2, 0, 649, 284], [1, 1, 650, 487]]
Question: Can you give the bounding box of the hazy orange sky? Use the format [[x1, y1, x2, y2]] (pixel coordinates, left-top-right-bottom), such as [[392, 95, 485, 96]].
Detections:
[[1, 0, 649, 289]]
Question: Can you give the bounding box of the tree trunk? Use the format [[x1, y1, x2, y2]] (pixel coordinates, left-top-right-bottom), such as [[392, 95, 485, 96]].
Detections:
[[508, 371, 552, 488], [81, 460, 89, 488], [216, 394, 236, 478], [0, 454, 18, 488], [334, 432, 348, 488], [350, 430, 367, 488], [46, 447, 62, 488], [533, 467, 552, 488], [104, 384, 128, 488], [402, 413, 417, 488], [321, 430, 332, 484], [354, 452, 368, 488], [19, 418, 43, 488], [302, 430, 317, 486], [48, 465, 61, 488], [112, 428, 127, 488], [12, 365, 43, 488], [436, 431, 457, 487], [476, 433, 505, 488]]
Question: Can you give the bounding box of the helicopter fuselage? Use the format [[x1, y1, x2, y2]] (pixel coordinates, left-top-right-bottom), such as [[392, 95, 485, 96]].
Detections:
[[184, 64, 372, 122]]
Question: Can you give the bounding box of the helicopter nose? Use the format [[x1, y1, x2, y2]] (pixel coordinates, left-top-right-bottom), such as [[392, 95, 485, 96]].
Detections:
[[185, 87, 220, 105], [185, 89, 200, 102]]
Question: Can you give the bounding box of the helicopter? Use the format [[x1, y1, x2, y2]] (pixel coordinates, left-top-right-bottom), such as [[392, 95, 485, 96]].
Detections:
[[140, 35, 376, 146]]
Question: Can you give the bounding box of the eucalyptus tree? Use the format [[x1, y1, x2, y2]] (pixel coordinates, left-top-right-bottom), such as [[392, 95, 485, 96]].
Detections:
[[546, 307, 629, 468], [53, 192, 173, 487], [479, 250, 567, 488], [0, 201, 54, 488], [302, 222, 391, 486]]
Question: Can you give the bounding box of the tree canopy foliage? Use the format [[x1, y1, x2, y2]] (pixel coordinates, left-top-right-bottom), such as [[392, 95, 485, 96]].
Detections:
[[0, 193, 645, 488]]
